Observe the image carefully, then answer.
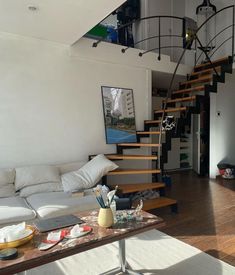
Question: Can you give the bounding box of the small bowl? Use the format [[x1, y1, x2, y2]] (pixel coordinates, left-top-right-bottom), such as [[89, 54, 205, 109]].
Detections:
[[0, 225, 35, 249]]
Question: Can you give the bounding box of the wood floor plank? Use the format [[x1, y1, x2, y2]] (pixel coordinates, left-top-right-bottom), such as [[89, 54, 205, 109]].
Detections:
[[151, 171, 235, 266]]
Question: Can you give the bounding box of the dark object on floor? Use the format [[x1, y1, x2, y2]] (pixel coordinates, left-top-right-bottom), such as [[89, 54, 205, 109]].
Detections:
[[181, 162, 190, 168], [217, 162, 235, 179], [162, 175, 172, 187]]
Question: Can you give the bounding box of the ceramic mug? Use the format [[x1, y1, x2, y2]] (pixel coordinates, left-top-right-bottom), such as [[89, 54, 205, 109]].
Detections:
[[98, 208, 114, 228]]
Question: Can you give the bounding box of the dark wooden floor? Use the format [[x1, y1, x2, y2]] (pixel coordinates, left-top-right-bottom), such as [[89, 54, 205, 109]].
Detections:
[[151, 171, 235, 267]]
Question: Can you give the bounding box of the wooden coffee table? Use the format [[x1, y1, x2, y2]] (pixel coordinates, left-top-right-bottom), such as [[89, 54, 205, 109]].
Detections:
[[0, 210, 164, 275]]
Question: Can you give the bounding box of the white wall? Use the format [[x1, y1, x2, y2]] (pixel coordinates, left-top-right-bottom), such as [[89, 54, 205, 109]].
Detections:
[[71, 38, 191, 76], [210, 71, 235, 178], [0, 32, 191, 186], [0, 33, 152, 169]]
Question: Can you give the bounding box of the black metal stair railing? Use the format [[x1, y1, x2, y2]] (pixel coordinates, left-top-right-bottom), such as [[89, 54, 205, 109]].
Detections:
[[91, 6, 234, 65], [157, 5, 235, 171], [92, 15, 188, 61], [196, 24, 234, 64]]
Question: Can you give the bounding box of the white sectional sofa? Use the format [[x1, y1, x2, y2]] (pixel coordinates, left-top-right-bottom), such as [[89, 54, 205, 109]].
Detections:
[[0, 161, 100, 227]]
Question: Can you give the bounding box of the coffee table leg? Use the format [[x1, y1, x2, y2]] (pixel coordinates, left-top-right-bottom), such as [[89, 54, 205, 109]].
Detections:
[[100, 239, 142, 275], [119, 239, 126, 272]]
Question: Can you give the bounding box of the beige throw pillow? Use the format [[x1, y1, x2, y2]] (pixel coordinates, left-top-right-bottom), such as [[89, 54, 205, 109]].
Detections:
[[61, 154, 118, 193]]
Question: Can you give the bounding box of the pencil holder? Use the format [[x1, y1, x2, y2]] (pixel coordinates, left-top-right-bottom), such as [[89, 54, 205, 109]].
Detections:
[[98, 208, 114, 228]]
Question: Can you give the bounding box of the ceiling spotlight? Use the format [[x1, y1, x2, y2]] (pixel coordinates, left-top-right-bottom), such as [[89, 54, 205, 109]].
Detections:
[[28, 6, 38, 11]]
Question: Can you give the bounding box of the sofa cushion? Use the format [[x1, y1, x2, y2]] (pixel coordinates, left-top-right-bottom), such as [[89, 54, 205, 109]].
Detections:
[[19, 182, 63, 197], [0, 169, 16, 198], [61, 154, 118, 193], [0, 184, 16, 198], [0, 197, 36, 225], [15, 165, 60, 191], [26, 192, 99, 219], [0, 169, 15, 185]]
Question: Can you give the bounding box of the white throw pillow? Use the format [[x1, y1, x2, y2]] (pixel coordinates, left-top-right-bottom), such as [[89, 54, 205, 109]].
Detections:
[[15, 165, 60, 191], [0, 169, 15, 186], [19, 182, 63, 197], [0, 184, 16, 198], [61, 154, 118, 193]]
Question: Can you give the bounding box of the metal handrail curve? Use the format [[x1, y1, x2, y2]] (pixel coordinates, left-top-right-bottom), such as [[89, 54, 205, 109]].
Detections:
[[92, 15, 184, 48], [196, 24, 235, 64], [139, 46, 185, 56], [210, 36, 233, 59], [134, 35, 182, 47]]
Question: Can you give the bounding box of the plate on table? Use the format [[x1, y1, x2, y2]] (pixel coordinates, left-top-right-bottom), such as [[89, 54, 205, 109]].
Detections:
[[0, 225, 35, 249], [65, 226, 92, 239]]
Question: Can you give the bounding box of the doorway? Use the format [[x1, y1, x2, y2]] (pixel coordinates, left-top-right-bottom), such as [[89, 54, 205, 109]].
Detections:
[[193, 96, 210, 176]]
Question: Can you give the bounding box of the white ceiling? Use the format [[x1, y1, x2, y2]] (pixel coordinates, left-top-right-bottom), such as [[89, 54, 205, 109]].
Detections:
[[0, 0, 125, 44]]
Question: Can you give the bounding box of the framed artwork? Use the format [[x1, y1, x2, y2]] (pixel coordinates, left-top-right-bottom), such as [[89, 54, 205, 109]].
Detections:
[[101, 86, 137, 144]]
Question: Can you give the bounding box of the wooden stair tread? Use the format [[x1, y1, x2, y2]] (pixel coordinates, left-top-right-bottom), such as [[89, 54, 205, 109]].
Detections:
[[137, 131, 161, 135], [109, 182, 165, 194], [118, 143, 161, 147], [181, 75, 212, 86], [194, 56, 228, 70], [172, 85, 204, 95], [133, 197, 177, 211], [108, 169, 161, 175], [155, 107, 187, 114], [106, 154, 158, 160], [164, 96, 196, 104], [191, 66, 220, 77], [144, 120, 161, 124]]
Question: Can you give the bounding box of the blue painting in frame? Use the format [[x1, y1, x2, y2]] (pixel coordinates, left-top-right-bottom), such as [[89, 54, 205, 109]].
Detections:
[[101, 86, 137, 144]]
